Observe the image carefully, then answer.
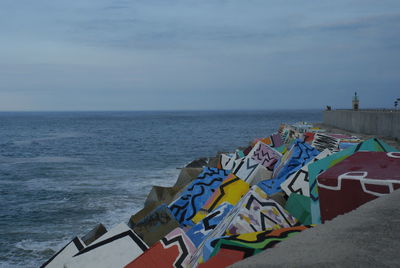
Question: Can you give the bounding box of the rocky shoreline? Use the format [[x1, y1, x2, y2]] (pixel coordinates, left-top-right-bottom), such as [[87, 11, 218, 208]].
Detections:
[[41, 122, 400, 268]]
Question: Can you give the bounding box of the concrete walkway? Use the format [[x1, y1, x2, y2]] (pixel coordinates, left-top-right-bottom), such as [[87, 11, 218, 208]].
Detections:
[[231, 189, 400, 267]]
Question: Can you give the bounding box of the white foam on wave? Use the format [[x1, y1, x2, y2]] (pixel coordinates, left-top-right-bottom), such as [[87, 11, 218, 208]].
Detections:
[[6, 235, 76, 268], [88, 166, 182, 229], [15, 239, 59, 252], [1, 165, 184, 268]]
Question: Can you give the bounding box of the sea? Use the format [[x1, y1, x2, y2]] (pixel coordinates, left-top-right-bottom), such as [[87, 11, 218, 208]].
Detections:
[[0, 110, 321, 268]]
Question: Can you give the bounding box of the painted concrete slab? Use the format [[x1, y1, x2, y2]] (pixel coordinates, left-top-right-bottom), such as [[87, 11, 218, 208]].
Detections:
[[317, 151, 400, 222], [40, 237, 85, 268], [247, 141, 282, 171], [225, 193, 297, 236], [65, 223, 148, 268], [232, 158, 262, 184], [281, 149, 331, 197], [219, 153, 237, 171], [284, 193, 312, 225], [258, 140, 319, 196], [308, 138, 399, 224], [311, 133, 340, 152], [186, 202, 233, 247], [231, 187, 400, 268], [132, 204, 179, 246], [192, 174, 249, 224], [203, 226, 311, 267], [188, 186, 265, 267], [169, 167, 229, 227], [125, 227, 195, 268]]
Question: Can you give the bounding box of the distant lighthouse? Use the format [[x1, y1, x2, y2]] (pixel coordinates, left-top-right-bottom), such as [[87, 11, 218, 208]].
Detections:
[[352, 92, 359, 110]]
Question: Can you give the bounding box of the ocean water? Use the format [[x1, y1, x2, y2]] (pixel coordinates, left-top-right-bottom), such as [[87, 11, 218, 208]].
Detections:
[[0, 110, 321, 268]]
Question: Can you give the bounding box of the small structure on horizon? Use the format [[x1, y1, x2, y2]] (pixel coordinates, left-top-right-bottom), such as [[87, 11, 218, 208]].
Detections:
[[352, 92, 359, 110]]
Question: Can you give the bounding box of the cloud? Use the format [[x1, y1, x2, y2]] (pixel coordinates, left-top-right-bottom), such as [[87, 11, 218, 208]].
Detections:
[[0, 0, 399, 110]]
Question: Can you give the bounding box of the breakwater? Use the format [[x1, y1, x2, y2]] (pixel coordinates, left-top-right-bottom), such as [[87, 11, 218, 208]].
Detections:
[[323, 109, 400, 139], [40, 121, 400, 268]]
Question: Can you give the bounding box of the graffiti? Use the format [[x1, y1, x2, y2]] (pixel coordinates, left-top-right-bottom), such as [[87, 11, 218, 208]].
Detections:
[[317, 151, 400, 222], [186, 202, 233, 247], [214, 226, 310, 258], [188, 186, 264, 267], [233, 158, 264, 184], [126, 228, 196, 268], [219, 153, 237, 171], [308, 138, 399, 224], [188, 185, 297, 266], [263, 133, 283, 148], [258, 140, 320, 196], [132, 204, 179, 247], [248, 141, 282, 171], [311, 133, 340, 152], [225, 194, 297, 236], [303, 132, 315, 144], [64, 223, 148, 268], [281, 149, 331, 197], [169, 167, 229, 227], [203, 225, 312, 266], [41, 237, 85, 268], [192, 175, 249, 224]]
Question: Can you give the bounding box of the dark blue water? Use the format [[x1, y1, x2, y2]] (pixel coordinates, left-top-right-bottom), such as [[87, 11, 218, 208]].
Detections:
[[0, 110, 321, 268]]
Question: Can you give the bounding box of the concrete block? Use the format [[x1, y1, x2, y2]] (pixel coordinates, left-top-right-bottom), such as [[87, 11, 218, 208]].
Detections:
[[81, 224, 107, 246], [318, 152, 400, 222], [173, 167, 203, 189], [311, 133, 340, 152], [132, 204, 180, 247], [186, 202, 233, 247], [169, 167, 229, 226], [41, 224, 107, 268], [207, 156, 220, 168], [225, 191, 297, 236], [269, 191, 287, 207], [128, 202, 162, 228], [281, 149, 331, 197], [185, 158, 208, 168], [233, 158, 266, 184], [258, 140, 319, 196], [202, 226, 312, 267], [64, 223, 148, 268], [144, 185, 182, 208], [219, 153, 237, 171], [191, 174, 249, 224], [125, 227, 196, 268], [285, 193, 312, 225], [248, 141, 282, 171], [308, 138, 399, 224], [40, 237, 85, 268]]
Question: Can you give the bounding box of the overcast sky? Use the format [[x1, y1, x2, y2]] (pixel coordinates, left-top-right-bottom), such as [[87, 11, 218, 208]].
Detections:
[[0, 0, 399, 111]]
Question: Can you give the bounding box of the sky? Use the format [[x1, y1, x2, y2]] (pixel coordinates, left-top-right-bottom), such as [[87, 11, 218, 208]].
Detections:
[[0, 0, 399, 111]]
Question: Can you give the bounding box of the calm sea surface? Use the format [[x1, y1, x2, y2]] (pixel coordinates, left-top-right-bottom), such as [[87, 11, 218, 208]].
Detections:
[[0, 110, 321, 267]]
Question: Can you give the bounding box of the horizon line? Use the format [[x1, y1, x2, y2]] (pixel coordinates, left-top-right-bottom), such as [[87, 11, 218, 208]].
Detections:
[[0, 108, 327, 113]]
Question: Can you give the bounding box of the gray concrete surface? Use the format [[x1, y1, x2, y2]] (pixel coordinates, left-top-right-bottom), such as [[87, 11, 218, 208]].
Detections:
[[230, 189, 400, 267], [323, 110, 400, 140]]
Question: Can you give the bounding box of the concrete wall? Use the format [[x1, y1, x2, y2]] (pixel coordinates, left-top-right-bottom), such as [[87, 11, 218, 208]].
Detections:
[[323, 110, 400, 139]]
